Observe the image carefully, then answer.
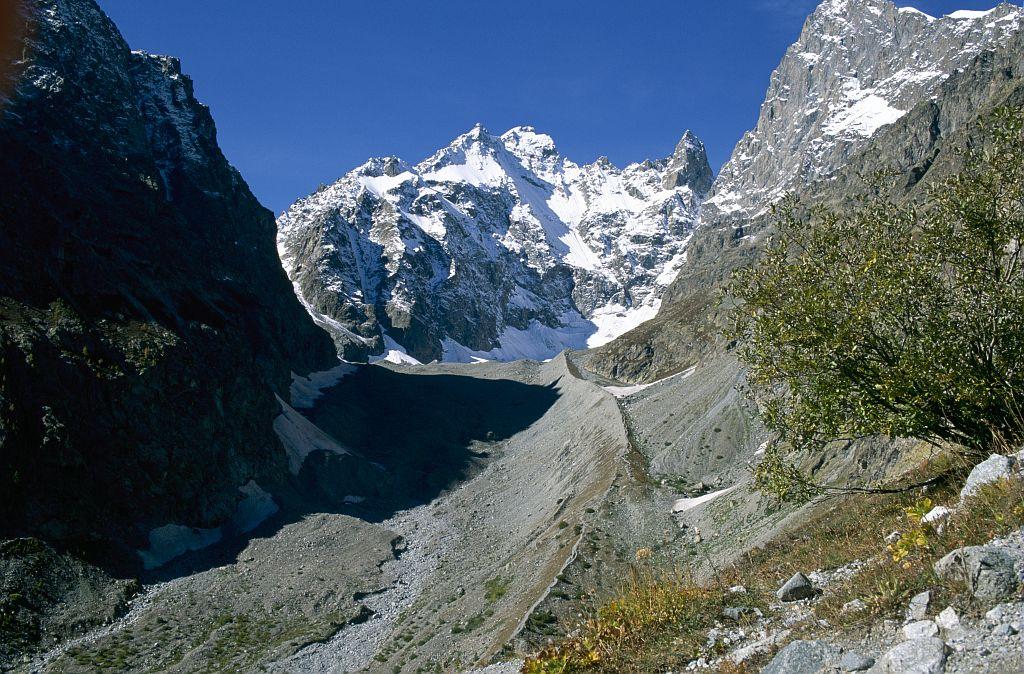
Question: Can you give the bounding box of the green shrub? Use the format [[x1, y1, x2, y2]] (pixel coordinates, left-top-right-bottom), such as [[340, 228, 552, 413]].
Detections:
[[729, 107, 1024, 498]]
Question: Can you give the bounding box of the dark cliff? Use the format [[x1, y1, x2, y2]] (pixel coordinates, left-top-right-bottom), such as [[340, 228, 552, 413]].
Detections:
[[0, 0, 336, 570]]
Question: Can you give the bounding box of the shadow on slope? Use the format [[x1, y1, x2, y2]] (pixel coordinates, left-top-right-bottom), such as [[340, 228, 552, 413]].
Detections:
[[139, 365, 560, 583], [298, 365, 561, 522]]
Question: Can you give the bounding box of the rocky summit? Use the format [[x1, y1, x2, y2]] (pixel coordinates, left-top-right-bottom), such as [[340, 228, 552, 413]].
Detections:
[[277, 125, 711, 363]]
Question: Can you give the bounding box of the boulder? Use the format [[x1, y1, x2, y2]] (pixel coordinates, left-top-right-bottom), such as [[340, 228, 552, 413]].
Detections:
[[777, 572, 816, 602], [838, 650, 875, 672], [902, 620, 939, 639], [935, 607, 960, 632], [906, 591, 931, 621], [922, 507, 952, 525], [761, 639, 841, 674], [934, 546, 1019, 601], [960, 454, 1013, 500], [870, 637, 948, 674]]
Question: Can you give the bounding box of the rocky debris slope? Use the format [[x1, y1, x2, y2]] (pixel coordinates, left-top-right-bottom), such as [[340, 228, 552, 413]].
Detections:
[[277, 126, 711, 363], [23, 355, 630, 673], [661, 451, 1024, 674], [0, 0, 336, 575], [586, 0, 1024, 384]]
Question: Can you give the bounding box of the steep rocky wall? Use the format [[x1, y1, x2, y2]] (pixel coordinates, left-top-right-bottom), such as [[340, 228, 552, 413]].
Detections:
[[0, 0, 336, 571]]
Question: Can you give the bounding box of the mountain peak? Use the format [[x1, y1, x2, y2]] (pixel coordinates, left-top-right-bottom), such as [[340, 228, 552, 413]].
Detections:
[[500, 125, 560, 167], [663, 130, 713, 194]]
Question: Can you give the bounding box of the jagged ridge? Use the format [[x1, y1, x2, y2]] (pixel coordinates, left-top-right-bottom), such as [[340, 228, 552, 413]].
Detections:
[[277, 125, 712, 363]]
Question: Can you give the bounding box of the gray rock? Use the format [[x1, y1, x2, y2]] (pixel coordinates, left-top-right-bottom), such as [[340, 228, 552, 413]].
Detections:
[[906, 591, 931, 621], [777, 572, 816, 602], [722, 606, 762, 621], [960, 454, 1013, 500], [984, 603, 1021, 625], [934, 546, 1020, 601], [870, 637, 948, 674], [935, 607, 960, 632], [762, 639, 841, 674], [993, 623, 1019, 637], [839, 650, 875, 672], [703, 1, 1024, 222], [903, 620, 939, 639]]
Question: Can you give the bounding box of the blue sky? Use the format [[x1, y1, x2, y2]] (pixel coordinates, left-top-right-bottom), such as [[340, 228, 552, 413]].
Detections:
[[100, 0, 1014, 213]]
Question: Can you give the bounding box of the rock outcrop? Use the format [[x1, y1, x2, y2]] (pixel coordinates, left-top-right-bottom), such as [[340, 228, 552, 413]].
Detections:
[[0, 0, 337, 571]]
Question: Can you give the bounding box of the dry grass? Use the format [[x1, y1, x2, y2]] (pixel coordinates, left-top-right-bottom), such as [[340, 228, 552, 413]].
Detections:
[[522, 449, 1024, 673], [522, 567, 739, 673]]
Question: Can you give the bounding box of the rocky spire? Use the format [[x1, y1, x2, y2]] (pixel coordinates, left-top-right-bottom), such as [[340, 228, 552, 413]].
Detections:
[[662, 130, 713, 195]]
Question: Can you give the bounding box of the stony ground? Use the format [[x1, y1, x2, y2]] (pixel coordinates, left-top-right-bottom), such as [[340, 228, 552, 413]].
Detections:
[[12, 355, 626, 673]]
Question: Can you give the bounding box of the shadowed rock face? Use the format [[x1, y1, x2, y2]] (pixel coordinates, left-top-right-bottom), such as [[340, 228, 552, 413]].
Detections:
[[299, 365, 561, 518], [0, 0, 336, 571]]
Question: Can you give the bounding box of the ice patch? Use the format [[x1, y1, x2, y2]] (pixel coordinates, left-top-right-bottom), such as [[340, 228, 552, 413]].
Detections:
[[137, 480, 278, 570], [289, 362, 358, 409], [585, 301, 662, 348], [441, 311, 595, 363], [671, 486, 736, 514], [272, 394, 351, 474]]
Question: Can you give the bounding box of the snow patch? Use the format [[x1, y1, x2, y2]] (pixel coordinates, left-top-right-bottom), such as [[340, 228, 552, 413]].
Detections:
[[370, 333, 424, 365], [823, 93, 905, 137], [948, 8, 996, 20], [137, 481, 278, 570], [289, 363, 358, 409], [602, 366, 696, 398], [272, 393, 351, 475], [671, 486, 736, 515]]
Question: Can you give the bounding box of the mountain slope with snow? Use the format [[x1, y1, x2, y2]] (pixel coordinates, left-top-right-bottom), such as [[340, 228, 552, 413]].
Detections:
[[707, 0, 1024, 219], [278, 126, 711, 363], [588, 0, 1024, 384]]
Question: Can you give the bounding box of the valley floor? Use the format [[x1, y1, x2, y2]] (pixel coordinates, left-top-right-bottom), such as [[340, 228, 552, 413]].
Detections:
[[25, 355, 631, 673]]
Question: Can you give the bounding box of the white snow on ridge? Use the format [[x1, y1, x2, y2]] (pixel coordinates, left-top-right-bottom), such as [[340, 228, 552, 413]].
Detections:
[[948, 8, 996, 20], [899, 6, 935, 21]]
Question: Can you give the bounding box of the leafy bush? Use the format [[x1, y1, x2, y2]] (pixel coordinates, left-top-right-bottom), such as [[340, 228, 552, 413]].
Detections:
[[729, 108, 1024, 497]]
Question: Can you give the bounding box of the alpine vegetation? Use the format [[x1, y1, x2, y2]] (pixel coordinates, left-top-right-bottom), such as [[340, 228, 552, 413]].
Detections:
[[730, 108, 1024, 499]]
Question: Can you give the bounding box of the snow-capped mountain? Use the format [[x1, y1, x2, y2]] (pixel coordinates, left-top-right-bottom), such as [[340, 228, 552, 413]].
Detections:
[[706, 0, 1024, 219], [278, 126, 711, 363], [588, 0, 1024, 383]]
